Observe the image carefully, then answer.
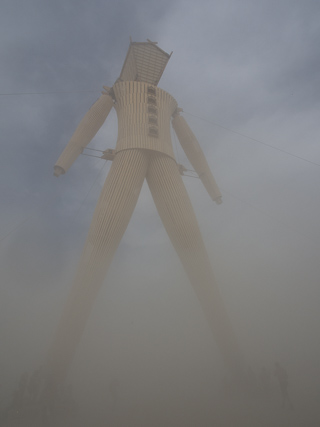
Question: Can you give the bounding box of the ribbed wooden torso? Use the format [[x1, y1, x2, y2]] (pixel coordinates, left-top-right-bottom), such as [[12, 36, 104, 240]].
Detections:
[[113, 81, 178, 159]]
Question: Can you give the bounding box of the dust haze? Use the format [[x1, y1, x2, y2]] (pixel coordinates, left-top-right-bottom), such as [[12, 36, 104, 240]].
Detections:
[[1, 0, 320, 426]]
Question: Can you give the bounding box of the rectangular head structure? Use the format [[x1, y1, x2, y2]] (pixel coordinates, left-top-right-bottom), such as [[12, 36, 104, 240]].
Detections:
[[119, 40, 172, 86]]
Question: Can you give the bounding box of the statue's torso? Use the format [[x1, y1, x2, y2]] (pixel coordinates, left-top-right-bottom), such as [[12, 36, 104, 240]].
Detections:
[[113, 81, 177, 159]]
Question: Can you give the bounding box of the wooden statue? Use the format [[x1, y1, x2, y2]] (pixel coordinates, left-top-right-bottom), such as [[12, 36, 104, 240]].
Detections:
[[47, 40, 243, 389]]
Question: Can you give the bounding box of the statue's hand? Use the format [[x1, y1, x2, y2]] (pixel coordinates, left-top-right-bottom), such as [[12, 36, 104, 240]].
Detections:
[[53, 165, 65, 177]]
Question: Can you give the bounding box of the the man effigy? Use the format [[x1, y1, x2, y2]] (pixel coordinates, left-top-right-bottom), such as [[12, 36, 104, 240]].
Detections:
[[47, 39, 244, 390]]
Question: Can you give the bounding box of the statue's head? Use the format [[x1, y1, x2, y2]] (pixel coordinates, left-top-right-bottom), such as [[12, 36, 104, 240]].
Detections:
[[118, 39, 172, 86]]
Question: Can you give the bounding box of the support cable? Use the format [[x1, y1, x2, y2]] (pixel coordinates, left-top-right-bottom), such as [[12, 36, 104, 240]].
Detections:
[[0, 90, 100, 96], [184, 111, 320, 168]]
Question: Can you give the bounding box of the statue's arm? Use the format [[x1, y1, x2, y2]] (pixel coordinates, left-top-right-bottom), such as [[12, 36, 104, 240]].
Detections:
[[54, 92, 114, 176], [172, 110, 222, 204]]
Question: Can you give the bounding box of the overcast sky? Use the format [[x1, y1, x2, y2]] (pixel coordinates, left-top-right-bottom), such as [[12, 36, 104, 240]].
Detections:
[[1, 0, 320, 422]]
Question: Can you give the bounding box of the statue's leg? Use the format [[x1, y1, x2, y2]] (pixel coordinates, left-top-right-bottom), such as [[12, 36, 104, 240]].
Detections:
[[45, 149, 150, 386], [146, 154, 243, 374]]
